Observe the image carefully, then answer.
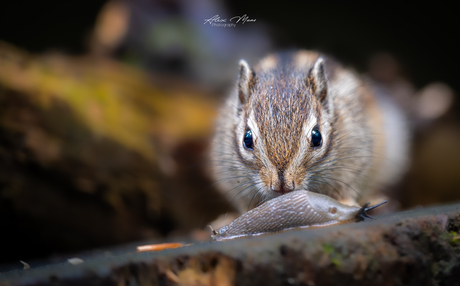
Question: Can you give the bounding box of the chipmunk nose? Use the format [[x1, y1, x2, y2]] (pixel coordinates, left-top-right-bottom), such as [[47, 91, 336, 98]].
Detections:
[[271, 171, 296, 194]]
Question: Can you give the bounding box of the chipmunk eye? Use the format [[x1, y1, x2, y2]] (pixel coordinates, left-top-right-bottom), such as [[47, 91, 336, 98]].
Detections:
[[311, 127, 322, 147], [243, 129, 254, 150]]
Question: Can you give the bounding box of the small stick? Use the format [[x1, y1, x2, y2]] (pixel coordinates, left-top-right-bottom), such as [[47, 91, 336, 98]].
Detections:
[[137, 242, 184, 252]]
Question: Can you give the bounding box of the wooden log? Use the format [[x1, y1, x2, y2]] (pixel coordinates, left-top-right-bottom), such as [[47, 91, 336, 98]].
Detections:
[[1, 202, 460, 285]]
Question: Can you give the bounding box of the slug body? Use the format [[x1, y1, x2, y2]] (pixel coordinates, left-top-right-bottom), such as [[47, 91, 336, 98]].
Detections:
[[212, 190, 386, 241], [211, 50, 409, 212]]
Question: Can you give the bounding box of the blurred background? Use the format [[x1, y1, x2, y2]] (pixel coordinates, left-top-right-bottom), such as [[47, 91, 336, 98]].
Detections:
[[0, 0, 459, 269]]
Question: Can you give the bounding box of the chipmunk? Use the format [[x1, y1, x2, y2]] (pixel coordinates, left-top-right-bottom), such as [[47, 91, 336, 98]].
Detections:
[[211, 50, 410, 213]]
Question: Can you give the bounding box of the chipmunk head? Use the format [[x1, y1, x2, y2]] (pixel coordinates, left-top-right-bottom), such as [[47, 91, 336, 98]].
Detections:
[[232, 52, 335, 201]]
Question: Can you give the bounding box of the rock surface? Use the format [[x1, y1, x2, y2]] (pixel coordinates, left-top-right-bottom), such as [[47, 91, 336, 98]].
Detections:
[[1, 202, 460, 286]]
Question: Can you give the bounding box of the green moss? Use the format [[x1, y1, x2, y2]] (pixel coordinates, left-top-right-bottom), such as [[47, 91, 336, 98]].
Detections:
[[331, 258, 341, 267], [0, 42, 217, 161], [322, 243, 343, 268], [323, 243, 334, 254], [449, 231, 460, 246]]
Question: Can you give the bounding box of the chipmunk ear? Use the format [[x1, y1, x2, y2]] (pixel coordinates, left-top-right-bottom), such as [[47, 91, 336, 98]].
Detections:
[[237, 59, 255, 105], [308, 57, 328, 105]]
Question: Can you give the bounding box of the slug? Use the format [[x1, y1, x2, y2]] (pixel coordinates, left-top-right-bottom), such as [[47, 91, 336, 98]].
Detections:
[[211, 190, 386, 241]]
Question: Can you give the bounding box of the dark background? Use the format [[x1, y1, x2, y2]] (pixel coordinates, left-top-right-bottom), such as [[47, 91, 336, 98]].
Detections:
[[1, 2, 458, 90]]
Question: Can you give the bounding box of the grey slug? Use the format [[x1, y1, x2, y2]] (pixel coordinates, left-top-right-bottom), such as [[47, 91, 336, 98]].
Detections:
[[211, 190, 386, 241]]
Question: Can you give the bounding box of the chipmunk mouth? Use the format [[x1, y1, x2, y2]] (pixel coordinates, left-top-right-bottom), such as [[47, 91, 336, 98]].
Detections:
[[271, 180, 296, 195], [273, 188, 292, 195], [262, 166, 297, 196]]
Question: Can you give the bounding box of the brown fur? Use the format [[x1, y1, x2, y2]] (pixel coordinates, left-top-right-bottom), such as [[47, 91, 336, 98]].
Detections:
[[211, 50, 409, 213]]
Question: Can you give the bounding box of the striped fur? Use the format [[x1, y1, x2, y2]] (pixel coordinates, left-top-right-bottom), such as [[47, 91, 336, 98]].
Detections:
[[211, 50, 409, 213]]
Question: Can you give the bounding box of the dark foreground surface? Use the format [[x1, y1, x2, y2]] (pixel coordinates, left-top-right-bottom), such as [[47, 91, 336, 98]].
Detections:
[[1, 203, 460, 286]]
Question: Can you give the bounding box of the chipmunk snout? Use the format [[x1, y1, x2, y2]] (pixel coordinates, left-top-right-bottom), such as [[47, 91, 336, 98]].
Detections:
[[268, 170, 296, 195]]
